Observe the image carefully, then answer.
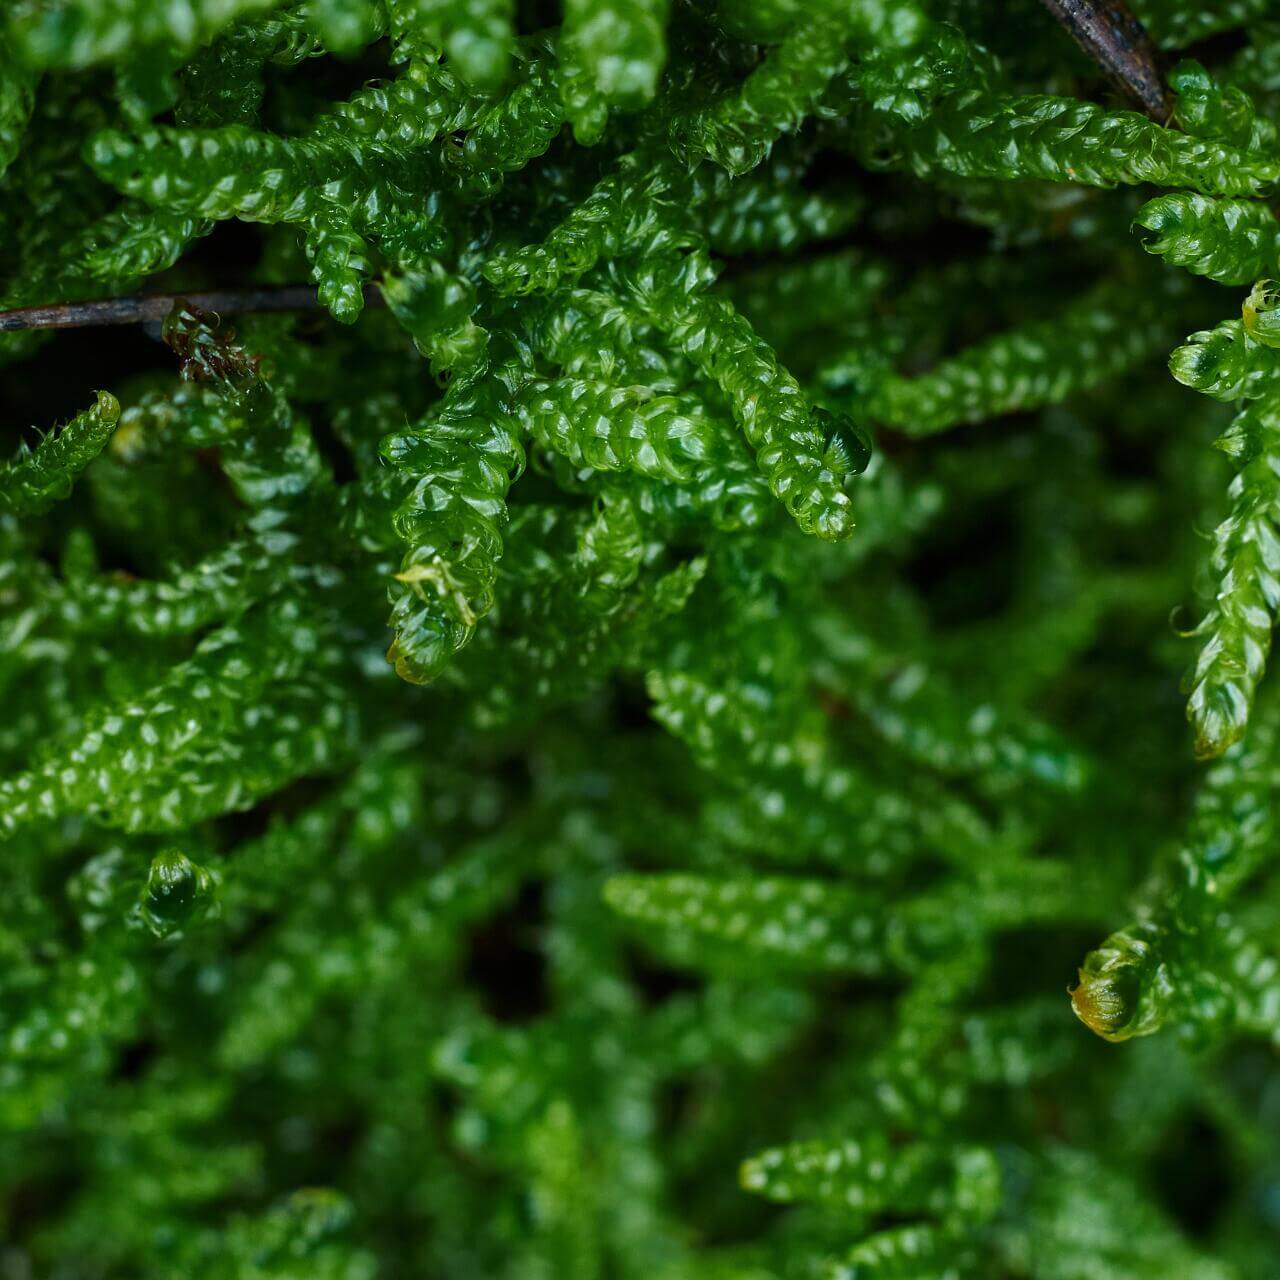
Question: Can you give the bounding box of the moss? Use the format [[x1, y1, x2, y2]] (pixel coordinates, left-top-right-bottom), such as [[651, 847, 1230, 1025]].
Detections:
[[0, 2, 1278, 1276]]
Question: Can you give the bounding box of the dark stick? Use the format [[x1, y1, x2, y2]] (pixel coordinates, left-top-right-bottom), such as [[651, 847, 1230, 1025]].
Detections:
[[1039, 0, 1172, 121], [0, 284, 386, 333]]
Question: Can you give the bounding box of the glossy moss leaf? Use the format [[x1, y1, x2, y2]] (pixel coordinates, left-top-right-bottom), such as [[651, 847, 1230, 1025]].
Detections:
[[79, 204, 213, 281], [88, 123, 318, 223], [50, 536, 293, 638], [618, 254, 861, 539], [1071, 920, 1174, 1042], [442, 35, 563, 179], [845, 656, 1089, 792], [0, 597, 343, 836], [303, 0, 381, 54], [173, 10, 320, 128], [889, 93, 1280, 195], [649, 665, 999, 875], [382, 261, 488, 374], [1135, 193, 1280, 286], [739, 1136, 1000, 1224], [481, 148, 697, 297], [827, 1223, 972, 1280], [868, 281, 1179, 436], [0, 391, 119, 515], [1169, 58, 1274, 149], [87, 56, 488, 232], [519, 377, 735, 484], [1076, 685, 1280, 1044], [133, 848, 217, 937], [1132, 0, 1272, 49], [560, 0, 668, 143], [304, 204, 372, 325], [385, 0, 514, 88], [1241, 278, 1280, 348], [669, 16, 850, 176], [383, 371, 526, 683], [7, 0, 283, 68], [603, 869, 1016, 977], [1170, 318, 1280, 402], [604, 873, 896, 975], [439, 0, 515, 89], [701, 160, 864, 255], [1185, 394, 1280, 758], [1184, 688, 1280, 901]]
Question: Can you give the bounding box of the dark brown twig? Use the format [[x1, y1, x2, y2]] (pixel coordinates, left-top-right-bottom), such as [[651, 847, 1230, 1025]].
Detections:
[[1038, 0, 1173, 121], [0, 284, 386, 333]]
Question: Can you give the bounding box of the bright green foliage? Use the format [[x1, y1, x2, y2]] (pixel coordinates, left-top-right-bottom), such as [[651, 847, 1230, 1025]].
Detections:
[[179, 1189, 377, 1280], [868, 280, 1184, 436], [306, 0, 381, 52], [670, 16, 851, 176], [827, 1223, 966, 1280], [383, 364, 526, 683], [1242, 276, 1280, 347], [1075, 680, 1280, 1044], [400, 0, 515, 89], [1172, 58, 1276, 148], [701, 153, 864, 253], [1183, 392, 1280, 758], [1136, 193, 1280, 285], [80, 204, 214, 281], [1134, 0, 1273, 48], [381, 262, 487, 372], [1008, 1147, 1235, 1280], [560, 0, 668, 143], [1171, 283, 1280, 757], [4, 3, 1280, 1279], [479, 148, 689, 296], [305, 205, 373, 325], [605, 873, 896, 974], [623, 253, 867, 539], [862, 91, 1280, 194], [1171, 316, 1280, 401], [518, 377, 735, 482], [0, 390, 119, 513], [134, 848, 218, 937], [739, 1135, 999, 1224], [0, 594, 352, 834], [8, 0, 281, 68]]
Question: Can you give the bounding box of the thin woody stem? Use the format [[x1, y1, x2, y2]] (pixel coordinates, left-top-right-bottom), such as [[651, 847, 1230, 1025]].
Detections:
[[0, 284, 386, 333], [1038, 0, 1173, 120]]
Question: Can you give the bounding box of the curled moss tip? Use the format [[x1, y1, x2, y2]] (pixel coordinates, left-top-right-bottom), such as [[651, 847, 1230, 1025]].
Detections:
[[1242, 279, 1280, 348], [816, 407, 874, 476], [137, 849, 217, 938], [95, 390, 121, 422], [1070, 927, 1169, 1042], [1070, 967, 1140, 1041]]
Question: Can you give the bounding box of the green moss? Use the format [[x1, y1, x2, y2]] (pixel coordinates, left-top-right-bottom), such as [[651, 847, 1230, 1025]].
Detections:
[[0, 2, 1279, 1277]]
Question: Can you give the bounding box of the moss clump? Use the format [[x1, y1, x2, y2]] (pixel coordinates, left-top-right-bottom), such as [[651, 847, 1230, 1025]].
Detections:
[[1, 2, 1279, 1277]]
